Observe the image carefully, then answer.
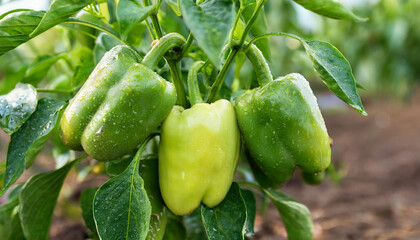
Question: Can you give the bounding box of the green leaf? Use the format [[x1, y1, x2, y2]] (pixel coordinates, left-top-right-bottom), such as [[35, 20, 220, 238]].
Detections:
[[166, 0, 181, 16], [30, 0, 93, 37], [0, 83, 37, 134], [264, 190, 313, 240], [22, 53, 66, 85], [302, 40, 366, 115], [93, 32, 121, 64], [61, 11, 115, 37], [117, 0, 154, 37], [180, 0, 235, 66], [0, 10, 45, 56], [9, 208, 25, 240], [240, 189, 256, 238], [140, 155, 168, 240], [0, 194, 19, 239], [184, 207, 207, 239], [80, 187, 99, 234], [0, 67, 26, 95], [0, 184, 25, 239], [293, 0, 367, 21], [139, 156, 164, 214], [19, 157, 81, 240], [104, 154, 133, 177], [356, 81, 366, 91], [201, 182, 247, 240], [71, 47, 95, 86], [8, 183, 24, 199], [93, 155, 151, 240], [0, 98, 66, 196], [147, 210, 167, 240], [0, 9, 33, 21], [163, 215, 186, 240]]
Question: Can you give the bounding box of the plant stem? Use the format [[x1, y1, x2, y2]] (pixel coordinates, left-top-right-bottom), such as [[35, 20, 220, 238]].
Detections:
[[143, 1, 187, 107], [238, 0, 267, 48], [37, 88, 76, 94], [237, 181, 263, 191], [75, 153, 89, 164], [145, 0, 163, 39], [181, 32, 194, 57], [133, 133, 159, 164], [207, 0, 268, 103], [167, 60, 188, 108], [141, 33, 186, 69], [150, 15, 163, 39], [244, 32, 302, 52], [207, 47, 238, 103], [245, 44, 273, 86], [144, 16, 157, 40], [188, 61, 205, 106]]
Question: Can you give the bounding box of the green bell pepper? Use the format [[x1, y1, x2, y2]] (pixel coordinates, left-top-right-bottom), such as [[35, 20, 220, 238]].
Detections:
[[60, 33, 186, 161], [158, 61, 241, 215], [235, 45, 331, 185], [302, 171, 325, 186]]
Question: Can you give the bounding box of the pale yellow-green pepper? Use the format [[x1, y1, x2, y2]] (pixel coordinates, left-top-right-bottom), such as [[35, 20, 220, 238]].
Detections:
[[158, 99, 241, 215]]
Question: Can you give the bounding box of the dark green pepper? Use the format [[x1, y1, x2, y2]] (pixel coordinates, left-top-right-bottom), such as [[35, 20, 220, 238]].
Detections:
[[245, 148, 283, 189], [235, 45, 331, 185], [302, 171, 325, 186], [60, 33, 185, 161]]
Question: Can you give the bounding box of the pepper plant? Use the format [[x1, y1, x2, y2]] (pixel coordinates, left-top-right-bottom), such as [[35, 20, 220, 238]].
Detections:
[[0, 0, 367, 239]]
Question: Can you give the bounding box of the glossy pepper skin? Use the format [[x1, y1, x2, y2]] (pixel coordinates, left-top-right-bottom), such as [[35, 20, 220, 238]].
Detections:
[[302, 171, 325, 186], [235, 73, 331, 184], [60, 45, 176, 161], [159, 99, 241, 215]]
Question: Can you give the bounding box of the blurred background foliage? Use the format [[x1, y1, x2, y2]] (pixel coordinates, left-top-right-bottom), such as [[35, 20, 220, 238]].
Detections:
[[0, 0, 418, 102], [265, 0, 420, 100]]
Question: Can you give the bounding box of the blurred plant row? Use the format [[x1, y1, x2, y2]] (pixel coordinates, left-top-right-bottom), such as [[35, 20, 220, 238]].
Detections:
[[267, 0, 420, 100]]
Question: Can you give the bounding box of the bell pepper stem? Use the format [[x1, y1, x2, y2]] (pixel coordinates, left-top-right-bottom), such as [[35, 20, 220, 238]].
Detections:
[[188, 61, 205, 106], [141, 33, 187, 107], [141, 33, 186, 69], [245, 44, 273, 86]]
